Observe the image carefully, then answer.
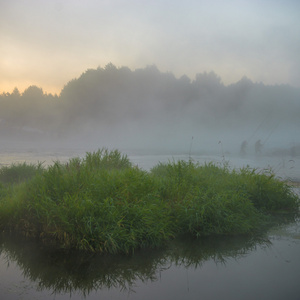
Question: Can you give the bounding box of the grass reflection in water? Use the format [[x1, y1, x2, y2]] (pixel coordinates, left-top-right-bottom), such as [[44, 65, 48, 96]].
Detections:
[[0, 231, 277, 297]]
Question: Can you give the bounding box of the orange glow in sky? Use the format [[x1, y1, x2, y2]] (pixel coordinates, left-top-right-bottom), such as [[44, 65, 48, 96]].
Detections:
[[1, 0, 299, 94]]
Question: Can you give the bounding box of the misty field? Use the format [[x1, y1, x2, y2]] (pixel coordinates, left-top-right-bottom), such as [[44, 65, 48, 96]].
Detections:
[[0, 149, 299, 254]]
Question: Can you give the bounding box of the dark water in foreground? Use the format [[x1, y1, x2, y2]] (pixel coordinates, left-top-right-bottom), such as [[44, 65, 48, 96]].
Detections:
[[1, 219, 300, 300], [0, 148, 300, 300]]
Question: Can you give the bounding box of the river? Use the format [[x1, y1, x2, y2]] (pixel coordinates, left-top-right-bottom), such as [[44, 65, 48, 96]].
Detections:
[[0, 147, 299, 300]]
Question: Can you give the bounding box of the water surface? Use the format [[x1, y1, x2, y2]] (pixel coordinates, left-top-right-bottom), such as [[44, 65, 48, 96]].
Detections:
[[1, 218, 300, 300]]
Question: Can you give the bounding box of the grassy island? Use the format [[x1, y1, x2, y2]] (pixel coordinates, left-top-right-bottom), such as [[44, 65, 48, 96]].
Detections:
[[0, 149, 299, 254]]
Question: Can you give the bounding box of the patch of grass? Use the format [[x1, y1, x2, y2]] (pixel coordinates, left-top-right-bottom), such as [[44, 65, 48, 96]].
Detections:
[[0, 149, 299, 254], [235, 167, 299, 212], [151, 161, 266, 237], [0, 162, 43, 185]]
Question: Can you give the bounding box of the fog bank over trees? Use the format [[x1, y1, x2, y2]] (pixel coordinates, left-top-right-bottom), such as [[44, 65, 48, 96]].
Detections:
[[1, 64, 299, 155]]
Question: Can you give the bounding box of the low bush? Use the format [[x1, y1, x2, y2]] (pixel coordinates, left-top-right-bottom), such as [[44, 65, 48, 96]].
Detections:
[[0, 162, 43, 185], [0, 149, 298, 253]]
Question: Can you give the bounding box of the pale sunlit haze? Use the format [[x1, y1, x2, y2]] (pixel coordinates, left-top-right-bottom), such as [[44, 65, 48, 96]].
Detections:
[[1, 0, 299, 94]]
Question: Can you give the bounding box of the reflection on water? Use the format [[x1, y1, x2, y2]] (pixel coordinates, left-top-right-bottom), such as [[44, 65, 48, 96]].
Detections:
[[0, 233, 271, 298], [1, 216, 300, 300]]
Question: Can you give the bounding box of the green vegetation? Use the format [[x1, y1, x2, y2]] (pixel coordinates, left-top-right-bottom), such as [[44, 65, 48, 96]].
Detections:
[[0, 149, 298, 254], [0, 162, 43, 185]]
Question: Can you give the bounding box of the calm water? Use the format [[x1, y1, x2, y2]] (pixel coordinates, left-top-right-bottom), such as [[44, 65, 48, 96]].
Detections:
[[0, 147, 300, 300], [0, 146, 299, 179]]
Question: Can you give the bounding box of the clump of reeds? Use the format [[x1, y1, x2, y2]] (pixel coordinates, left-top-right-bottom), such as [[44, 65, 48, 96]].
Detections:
[[151, 160, 299, 237], [0, 162, 43, 185], [0, 149, 298, 254]]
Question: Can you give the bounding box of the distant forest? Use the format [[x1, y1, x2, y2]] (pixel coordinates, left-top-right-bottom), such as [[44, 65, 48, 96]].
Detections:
[[1, 64, 299, 153]]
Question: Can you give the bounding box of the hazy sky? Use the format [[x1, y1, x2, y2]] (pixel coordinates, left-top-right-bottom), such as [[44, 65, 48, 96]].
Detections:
[[1, 0, 299, 94]]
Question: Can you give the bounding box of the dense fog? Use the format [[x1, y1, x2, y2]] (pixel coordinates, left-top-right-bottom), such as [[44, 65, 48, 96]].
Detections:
[[1, 64, 299, 156]]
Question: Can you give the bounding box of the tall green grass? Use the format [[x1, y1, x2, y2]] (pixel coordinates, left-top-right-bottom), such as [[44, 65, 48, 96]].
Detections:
[[151, 160, 298, 238], [0, 149, 298, 254], [0, 162, 43, 185]]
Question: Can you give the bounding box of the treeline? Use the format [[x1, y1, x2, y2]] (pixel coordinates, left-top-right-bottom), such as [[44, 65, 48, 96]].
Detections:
[[1, 63, 299, 148]]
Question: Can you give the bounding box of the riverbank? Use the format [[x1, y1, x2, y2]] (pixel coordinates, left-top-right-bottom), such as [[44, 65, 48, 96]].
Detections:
[[0, 149, 299, 254]]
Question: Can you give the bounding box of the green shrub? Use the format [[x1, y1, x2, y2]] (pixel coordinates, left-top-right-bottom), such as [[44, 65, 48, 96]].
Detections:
[[234, 167, 299, 212], [0, 149, 298, 254], [0, 162, 43, 185]]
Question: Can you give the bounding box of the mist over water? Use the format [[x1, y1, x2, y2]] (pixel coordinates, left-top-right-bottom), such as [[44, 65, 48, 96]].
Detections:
[[0, 64, 299, 158]]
